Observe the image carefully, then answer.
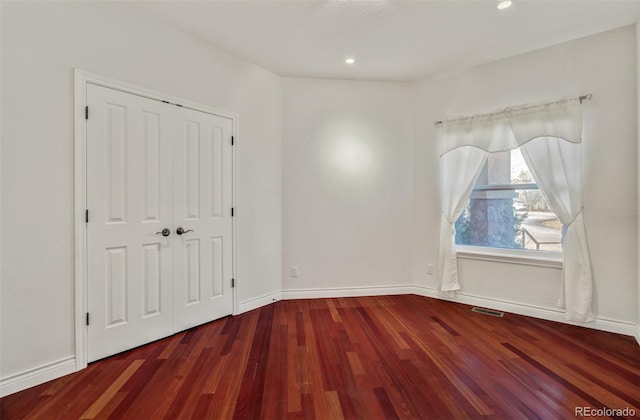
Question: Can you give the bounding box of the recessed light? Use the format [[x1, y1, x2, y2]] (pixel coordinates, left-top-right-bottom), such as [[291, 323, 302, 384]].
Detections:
[[497, 0, 512, 10], [345, 57, 355, 65]]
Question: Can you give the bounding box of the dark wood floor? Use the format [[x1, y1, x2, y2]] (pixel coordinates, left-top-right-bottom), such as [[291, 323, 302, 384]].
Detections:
[[1, 295, 639, 419]]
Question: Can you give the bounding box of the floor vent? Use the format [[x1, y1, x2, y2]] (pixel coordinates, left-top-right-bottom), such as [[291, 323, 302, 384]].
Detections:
[[471, 307, 504, 317]]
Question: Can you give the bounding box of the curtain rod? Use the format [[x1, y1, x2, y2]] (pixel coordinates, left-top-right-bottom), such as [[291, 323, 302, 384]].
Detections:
[[434, 94, 592, 127]]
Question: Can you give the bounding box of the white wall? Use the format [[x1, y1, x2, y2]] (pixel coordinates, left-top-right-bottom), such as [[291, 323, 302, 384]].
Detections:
[[414, 25, 638, 324], [282, 78, 414, 293], [0, 2, 282, 380]]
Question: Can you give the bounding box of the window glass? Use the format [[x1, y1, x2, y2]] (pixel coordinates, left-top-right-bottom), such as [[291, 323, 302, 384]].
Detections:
[[455, 149, 564, 252]]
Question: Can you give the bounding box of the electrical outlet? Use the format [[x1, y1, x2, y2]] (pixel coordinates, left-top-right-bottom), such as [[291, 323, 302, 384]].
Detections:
[[427, 264, 434, 275], [290, 266, 299, 277]]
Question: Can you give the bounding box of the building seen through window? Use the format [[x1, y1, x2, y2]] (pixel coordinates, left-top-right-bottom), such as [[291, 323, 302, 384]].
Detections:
[[455, 149, 564, 252]]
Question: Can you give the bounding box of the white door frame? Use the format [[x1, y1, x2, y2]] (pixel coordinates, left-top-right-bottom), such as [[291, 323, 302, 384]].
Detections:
[[73, 69, 238, 370]]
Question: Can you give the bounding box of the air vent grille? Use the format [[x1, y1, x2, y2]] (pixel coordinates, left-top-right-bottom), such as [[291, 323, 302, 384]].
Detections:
[[471, 307, 504, 317]]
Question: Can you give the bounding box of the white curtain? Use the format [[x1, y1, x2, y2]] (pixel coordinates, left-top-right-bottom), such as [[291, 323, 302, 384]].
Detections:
[[436, 98, 593, 322], [518, 138, 593, 322], [436, 147, 488, 296]]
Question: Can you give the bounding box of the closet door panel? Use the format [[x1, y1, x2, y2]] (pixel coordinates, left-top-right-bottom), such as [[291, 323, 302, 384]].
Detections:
[[173, 108, 234, 332], [86, 84, 174, 362]]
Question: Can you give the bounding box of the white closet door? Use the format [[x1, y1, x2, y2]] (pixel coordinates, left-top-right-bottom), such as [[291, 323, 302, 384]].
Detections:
[[86, 84, 176, 362], [172, 108, 234, 332]]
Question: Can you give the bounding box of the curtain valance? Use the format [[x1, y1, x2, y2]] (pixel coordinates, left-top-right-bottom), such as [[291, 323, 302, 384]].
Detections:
[[440, 97, 583, 156]]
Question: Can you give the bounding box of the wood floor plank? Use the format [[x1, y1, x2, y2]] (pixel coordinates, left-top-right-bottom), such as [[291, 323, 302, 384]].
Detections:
[[93, 391, 128, 420], [232, 305, 274, 419], [213, 311, 259, 420], [261, 323, 288, 420], [80, 359, 144, 419], [2, 295, 638, 419]]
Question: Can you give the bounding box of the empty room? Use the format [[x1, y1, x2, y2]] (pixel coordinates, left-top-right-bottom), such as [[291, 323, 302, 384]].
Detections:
[[1, 0, 639, 418]]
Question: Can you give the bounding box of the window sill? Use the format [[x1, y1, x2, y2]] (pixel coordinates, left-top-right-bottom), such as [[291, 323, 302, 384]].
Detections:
[[456, 246, 563, 269]]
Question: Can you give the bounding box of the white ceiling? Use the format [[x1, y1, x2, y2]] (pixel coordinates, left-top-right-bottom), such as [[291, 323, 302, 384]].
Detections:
[[132, 0, 640, 82]]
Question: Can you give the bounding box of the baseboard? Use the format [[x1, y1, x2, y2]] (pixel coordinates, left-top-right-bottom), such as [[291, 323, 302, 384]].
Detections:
[[0, 356, 76, 397], [635, 324, 640, 345], [281, 284, 415, 300], [238, 290, 282, 314], [412, 286, 638, 338]]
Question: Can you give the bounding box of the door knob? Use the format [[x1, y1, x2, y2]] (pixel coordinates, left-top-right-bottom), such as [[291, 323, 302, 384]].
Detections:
[[155, 228, 171, 237], [176, 227, 194, 235]]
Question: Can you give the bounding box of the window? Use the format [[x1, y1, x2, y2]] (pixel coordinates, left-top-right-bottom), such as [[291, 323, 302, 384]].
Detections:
[[454, 149, 564, 253]]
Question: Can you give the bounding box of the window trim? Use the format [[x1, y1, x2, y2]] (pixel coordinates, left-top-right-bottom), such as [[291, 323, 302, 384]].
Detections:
[[473, 182, 538, 191], [456, 245, 563, 269]]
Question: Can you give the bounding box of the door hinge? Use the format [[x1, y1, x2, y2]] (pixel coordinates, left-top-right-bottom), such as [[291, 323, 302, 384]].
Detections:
[[231, 136, 235, 146], [231, 207, 234, 217], [85, 106, 89, 120], [86, 312, 90, 326], [85, 209, 89, 223], [231, 278, 235, 288]]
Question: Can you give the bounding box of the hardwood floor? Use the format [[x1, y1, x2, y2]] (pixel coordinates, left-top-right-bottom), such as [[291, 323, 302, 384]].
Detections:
[[1, 295, 639, 419]]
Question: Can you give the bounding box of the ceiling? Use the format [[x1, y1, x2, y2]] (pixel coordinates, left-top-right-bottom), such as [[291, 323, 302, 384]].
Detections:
[[131, 0, 640, 82]]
